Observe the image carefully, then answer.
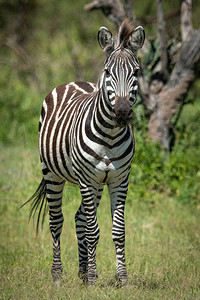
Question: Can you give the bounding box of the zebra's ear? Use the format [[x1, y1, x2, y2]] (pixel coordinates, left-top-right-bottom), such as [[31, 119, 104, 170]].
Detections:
[[129, 26, 145, 52], [98, 27, 114, 56]]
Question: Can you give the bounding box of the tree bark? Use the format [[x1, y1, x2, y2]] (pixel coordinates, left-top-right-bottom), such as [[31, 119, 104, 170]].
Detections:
[[181, 0, 193, 42], [148, 29, 200, 150], [156, 0, 169, 81]]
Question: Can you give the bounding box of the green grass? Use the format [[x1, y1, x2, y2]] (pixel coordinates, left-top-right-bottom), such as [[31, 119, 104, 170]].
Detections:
[[0, 145, 200, 299]]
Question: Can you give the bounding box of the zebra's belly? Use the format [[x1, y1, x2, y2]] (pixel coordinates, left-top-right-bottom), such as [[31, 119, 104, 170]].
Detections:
[[41, 139, 133, 186], [42, 152, 132, 187], [69, 139, 134, 186]]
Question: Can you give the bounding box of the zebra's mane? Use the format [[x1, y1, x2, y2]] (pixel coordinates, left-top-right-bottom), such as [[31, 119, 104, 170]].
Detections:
[[118, 19, 135, 49]]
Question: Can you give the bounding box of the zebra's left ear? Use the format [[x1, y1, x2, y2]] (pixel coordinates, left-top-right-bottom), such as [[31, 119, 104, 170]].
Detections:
[[129, 26, 145, 52], [98, 27, 114, 56]]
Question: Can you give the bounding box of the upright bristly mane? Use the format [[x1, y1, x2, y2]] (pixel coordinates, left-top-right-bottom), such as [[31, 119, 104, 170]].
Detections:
[[118, 19, 135, 49]]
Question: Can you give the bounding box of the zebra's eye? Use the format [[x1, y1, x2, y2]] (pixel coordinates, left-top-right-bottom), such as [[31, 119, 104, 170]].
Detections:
[[105, 68, 110, 76], [134, 69, 139, 77]]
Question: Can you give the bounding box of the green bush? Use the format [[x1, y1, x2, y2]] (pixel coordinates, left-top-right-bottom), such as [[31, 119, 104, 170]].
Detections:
[[0, 66, 40, 145], [129, 120, 200, 206]]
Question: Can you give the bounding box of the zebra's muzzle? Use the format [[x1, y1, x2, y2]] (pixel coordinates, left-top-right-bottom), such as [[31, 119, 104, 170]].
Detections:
[[113, 96, 133, 127]]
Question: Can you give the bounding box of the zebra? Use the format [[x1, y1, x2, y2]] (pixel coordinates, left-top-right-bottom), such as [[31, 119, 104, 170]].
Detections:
[[22, 19, 145, 285]]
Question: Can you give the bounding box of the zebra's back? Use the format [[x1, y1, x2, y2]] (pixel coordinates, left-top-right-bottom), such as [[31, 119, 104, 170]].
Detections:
[[39, 81, 96, 183]]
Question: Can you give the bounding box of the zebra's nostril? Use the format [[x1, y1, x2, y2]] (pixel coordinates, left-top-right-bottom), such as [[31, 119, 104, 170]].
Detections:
[[115, 109, 132, 119]]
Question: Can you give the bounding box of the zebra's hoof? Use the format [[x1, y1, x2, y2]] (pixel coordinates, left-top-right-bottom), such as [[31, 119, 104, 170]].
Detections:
[[78, 272, 88, 285], [87, 277, 97, 286], [78, 266, 88, 284], [52, 270, 63, 286], [87, 272, 98, 286], [52, 275, 64, 287], [53, 278, 64, 287], [115, 273, 128, 288], [78, 266, 87, 278]]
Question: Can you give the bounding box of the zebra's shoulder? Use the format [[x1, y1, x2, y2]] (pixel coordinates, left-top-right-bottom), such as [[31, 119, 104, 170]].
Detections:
[[73, 82, 96, 94], [44, 82, 96, 104], [54, 81, 96, 96]]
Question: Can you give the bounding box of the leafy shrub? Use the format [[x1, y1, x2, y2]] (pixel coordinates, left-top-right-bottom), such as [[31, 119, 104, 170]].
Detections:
[[129, 121, 200, 206]]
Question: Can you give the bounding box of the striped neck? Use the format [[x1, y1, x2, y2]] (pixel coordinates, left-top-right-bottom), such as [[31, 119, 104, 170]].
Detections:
[[85, 86, 127, 146]]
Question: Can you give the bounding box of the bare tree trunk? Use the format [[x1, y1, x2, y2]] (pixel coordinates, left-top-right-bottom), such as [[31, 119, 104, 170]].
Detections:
[[148, 29, 200, 150], [147, 0, 199, 151], [156, 0, 169, 81]]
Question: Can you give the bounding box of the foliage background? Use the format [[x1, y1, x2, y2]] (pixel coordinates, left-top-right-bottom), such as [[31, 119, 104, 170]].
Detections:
[[0, 0, 200, 298]]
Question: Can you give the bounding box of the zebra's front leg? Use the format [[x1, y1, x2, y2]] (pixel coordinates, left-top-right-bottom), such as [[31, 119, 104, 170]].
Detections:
[[45, 177, 65, 283], [109, 180, 129, 285], [79, 183, 101, 285], [75, 187, 103, 281]]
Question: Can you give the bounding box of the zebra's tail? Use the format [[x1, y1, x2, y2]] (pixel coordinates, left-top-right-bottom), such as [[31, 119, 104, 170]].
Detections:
[[19, 178, 48, 234]]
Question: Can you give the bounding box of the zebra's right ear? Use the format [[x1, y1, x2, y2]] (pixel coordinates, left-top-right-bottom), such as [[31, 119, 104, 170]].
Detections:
[[129, 26, 145, 53], [98, 27, 114, 56]]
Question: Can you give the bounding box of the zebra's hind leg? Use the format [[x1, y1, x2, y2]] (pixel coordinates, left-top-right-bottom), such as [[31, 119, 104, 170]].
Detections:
[[44, 171, 65, 283], [75, 186, 103, 284]]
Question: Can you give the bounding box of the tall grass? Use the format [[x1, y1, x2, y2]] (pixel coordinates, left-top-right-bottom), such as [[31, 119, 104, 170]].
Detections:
[[0, 145, 200, 299]]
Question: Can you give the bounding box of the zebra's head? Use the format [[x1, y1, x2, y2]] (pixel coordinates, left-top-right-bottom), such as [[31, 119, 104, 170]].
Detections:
[[98, 19, 145, 127]]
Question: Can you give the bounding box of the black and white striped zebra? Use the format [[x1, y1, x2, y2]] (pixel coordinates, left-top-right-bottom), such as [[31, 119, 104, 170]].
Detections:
[[23, 19, 145, 285]]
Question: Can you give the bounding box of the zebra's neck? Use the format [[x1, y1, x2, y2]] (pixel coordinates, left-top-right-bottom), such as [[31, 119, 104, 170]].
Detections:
[[85, 87, 127, 146]]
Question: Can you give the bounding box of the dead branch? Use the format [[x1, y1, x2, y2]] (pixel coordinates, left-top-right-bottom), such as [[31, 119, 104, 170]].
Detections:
[[84, 0, 125, 28], [181, 0, 193, 42], [138, 8, 180, 25]]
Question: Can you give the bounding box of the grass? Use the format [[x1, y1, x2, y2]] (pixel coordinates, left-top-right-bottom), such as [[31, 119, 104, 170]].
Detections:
[[0, 145, 200, 299]]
